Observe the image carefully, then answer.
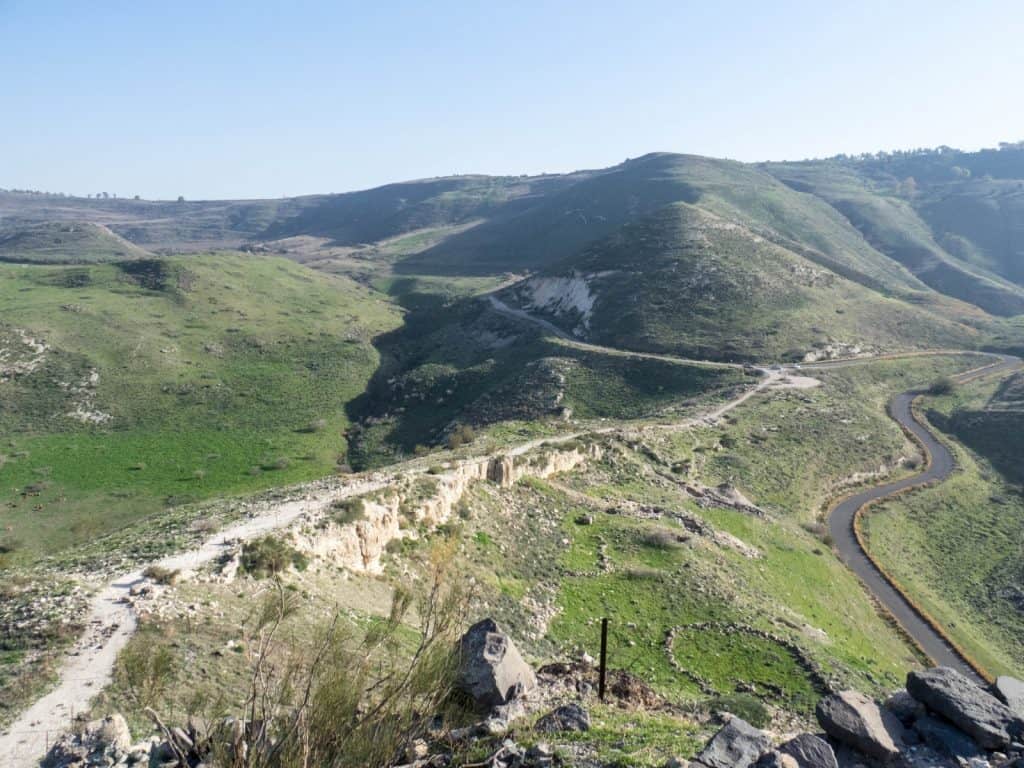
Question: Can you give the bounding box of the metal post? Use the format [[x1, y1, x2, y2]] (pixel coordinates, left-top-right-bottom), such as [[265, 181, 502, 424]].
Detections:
[[598, 617, 608, 701]]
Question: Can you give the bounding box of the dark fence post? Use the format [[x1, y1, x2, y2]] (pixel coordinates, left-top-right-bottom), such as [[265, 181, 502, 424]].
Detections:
[[598, 617, 609, 701]]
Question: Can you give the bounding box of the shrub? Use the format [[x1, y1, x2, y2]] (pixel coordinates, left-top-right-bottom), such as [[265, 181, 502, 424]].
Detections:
[[447, 423, 476, 450], [240, 536, 308, 578], [928, 376, 956, 396], [175, 546, 472, 768], [116, 641, 175, 710], [143, 565, 180, 585], [331, 497, 366, 526]]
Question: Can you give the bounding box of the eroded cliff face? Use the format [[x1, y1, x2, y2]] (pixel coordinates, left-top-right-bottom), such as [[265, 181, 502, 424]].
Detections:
[[293, 442, 601, 573]]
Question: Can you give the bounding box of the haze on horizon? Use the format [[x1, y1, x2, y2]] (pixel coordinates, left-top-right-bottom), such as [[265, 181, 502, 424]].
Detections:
[[2, 0, 1023, 200]]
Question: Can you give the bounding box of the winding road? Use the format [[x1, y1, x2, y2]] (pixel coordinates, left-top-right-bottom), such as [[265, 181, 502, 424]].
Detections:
[[823, 353, 1021, 683], [2, 283, 1019, 768]]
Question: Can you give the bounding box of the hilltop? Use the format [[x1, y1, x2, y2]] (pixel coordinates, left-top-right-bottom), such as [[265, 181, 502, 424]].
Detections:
[[0, 221, 152, 264]]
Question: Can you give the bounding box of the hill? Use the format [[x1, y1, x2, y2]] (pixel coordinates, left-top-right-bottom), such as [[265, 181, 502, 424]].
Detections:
[[496, 202, 982, 361], [0, 221, 152, 263], [0, 253, 402, 564], [397, 153, 935, 290], [763, 149, 1024, 316]]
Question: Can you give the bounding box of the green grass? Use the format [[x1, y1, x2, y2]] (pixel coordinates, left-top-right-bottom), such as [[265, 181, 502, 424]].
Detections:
[[660, 356, 978, 521], [0, 253, 402, 564]]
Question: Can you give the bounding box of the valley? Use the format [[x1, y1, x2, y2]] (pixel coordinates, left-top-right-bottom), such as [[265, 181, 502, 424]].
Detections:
[[2, 144, 1024, 768]]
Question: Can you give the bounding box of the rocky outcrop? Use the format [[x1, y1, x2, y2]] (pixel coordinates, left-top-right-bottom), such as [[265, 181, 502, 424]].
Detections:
[[906, 667, 1024, 749], [815, 690, 905, 760], [883, 689, 925, 725], [778, 733, 838, 768], [695, 717, 772, 768], [296, 441, 599, 572], [456, 618, 537, 710], [913, 713, 983, 761], [41, 714, 143, 768]]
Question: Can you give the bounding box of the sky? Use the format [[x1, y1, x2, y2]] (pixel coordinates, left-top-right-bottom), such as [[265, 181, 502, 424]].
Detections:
[[2, 0, 1023, 200]]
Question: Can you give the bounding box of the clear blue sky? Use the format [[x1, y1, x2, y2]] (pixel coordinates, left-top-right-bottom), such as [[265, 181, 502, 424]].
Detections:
[[3, 0, 1022, 200]]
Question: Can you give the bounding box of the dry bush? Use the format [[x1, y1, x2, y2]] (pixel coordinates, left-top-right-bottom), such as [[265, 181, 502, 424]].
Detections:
[[182, 541, 473, 768]]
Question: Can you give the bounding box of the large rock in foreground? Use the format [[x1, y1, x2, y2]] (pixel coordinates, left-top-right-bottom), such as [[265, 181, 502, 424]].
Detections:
[[456, 618, 536, 710], [913, 713, 983, 761], [906, 667, 1024, 749], [996, 675, 1024, 719], [778, 733, 838, 768], [696, 717, 772, 768], [815, 690, 905, 760]]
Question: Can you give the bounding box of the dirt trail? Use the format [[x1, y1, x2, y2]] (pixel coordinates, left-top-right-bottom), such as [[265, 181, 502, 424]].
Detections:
[[0, 476, 388, 767], [2, 292, 1006, 766]]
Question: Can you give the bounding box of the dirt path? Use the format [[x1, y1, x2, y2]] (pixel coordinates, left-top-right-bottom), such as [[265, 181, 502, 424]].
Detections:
[[0, 476, 388, 767], [0, 354, 783, 766], [2, 291, 1009, 766]]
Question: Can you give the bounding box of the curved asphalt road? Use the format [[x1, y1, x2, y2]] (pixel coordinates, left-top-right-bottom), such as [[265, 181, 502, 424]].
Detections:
[[826, 353, 1021, 683]]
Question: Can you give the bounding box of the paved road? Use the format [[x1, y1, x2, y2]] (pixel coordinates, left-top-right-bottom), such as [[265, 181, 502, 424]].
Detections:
[[827, 353, 1021, 683]]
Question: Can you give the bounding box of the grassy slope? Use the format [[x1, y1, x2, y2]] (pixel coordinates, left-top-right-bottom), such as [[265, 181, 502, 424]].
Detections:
[[344, 294, 746, 469], [862, 373, 1024, 676], [0, 254, 401, 564], [502, 204, 980, 362], [764, 160, 1024, 316], [0, 221, 152, 263], [401, 153, 934, 291], [691, 356, 982, 519]]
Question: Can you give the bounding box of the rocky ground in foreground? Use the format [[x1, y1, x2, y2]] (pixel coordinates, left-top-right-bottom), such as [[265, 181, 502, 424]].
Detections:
[[43, 619, 1024, 768]]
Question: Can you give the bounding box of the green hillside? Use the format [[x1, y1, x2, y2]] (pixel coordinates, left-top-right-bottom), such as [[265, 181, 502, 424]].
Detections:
[[0, 221, 152, 263], [764, 151, 1024, 316], [498, 203, 980, 362], [0, 254, 402, 563], [398, 153, 934, 291]]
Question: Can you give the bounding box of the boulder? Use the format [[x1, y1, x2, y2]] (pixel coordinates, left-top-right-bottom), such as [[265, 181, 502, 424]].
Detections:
[[696, 717, 772, 768], [913, 713, 983, 761], [778, 733, 839, 768], [92, 713, 131, 752], [756, 752, 799, 768], [884, 690, 925, 726], [815, 690, 905, 760], [534, 703, 590, 733], [906, 667, 1024, 749], [996, 676, 1024, 719], [456, 618, 536, 709]]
